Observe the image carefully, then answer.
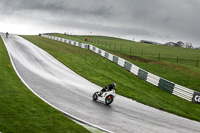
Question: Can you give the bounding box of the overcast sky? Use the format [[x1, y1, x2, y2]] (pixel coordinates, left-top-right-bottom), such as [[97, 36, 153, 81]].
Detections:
[[1, 0, 200, 46]]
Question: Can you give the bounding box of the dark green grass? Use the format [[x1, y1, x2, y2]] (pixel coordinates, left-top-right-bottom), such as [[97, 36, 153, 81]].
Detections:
[[0, 37, 90, 133], [21, 35, 200, 123], [52, 34, 200, 92]]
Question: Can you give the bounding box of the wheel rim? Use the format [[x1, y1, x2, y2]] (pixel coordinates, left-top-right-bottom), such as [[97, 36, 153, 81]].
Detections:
[[107, 98, 111, 102], [106, 96, 113, 104]]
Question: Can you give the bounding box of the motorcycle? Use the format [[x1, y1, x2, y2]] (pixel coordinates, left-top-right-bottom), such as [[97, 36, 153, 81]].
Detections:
[[92, 89, 116, 105]]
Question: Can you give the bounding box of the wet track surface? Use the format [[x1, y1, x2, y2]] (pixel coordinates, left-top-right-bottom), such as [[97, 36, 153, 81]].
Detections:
[[2, 34, 200, 133]]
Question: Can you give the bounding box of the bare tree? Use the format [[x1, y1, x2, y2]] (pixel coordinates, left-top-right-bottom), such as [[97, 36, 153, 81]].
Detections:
[[185, 42, 193, 48]]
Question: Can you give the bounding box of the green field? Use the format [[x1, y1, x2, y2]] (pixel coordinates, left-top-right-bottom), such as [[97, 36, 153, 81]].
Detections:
[[56, 34, 200, 68], [52, 34, 200, 92], [0, 36, 90, 132], [21, 35, 200, 123], [89, 35, 200, 68]]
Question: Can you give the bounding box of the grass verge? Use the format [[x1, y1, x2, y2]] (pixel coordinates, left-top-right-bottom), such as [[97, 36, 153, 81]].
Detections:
[[0, 36, 90, 133], [21, 35, 200, 123]]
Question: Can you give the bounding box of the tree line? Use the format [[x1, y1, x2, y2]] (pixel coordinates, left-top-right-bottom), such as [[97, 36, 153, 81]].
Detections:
[[163, 41, 200, 49]]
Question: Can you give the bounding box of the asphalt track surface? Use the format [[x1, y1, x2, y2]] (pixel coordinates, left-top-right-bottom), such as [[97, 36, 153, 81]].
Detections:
[[2, 34, 200, 133]]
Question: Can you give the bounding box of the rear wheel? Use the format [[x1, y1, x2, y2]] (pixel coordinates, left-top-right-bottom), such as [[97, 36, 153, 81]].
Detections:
[[105, 95, 114, 105], [93, 92, 98, 101]]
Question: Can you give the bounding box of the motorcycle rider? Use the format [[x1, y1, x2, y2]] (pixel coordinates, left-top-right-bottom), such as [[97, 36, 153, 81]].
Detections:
[[98, 83, 116, 96], [6, 32, 9, 38]]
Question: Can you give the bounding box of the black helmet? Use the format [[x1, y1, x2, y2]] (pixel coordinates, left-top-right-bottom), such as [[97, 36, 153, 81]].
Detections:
[[112, 82, 116, 87]]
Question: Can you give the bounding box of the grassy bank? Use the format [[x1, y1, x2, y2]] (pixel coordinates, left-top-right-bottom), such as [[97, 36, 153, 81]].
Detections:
[[0, 36, 90, 132], [21, 35, 200, 123], [71, 35, 200, 68], [53, 34, 200, 92]]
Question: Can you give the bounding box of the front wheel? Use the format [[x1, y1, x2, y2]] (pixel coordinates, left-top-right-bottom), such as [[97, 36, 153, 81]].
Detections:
[[105, 95, 114, 105], [92, 92, 98, 101]]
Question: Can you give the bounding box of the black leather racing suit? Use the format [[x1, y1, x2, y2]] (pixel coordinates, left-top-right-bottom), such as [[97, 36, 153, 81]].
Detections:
[[100, 84, 115, 95]]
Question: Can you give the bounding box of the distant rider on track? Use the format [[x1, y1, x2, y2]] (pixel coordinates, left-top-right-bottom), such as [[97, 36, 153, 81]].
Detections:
[[98, 83, 116, 96], [6, 32, 9, 38]]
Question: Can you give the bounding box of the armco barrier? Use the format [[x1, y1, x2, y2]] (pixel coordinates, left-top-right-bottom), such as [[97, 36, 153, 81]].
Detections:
[[138, 69, 148, 81], [124, 61, 132, 71], [98, 49, 101, 55], [89, 44, 94, 51], [130, 63, 139, 76], [173, 84, 194, 101], [93, 46, 96, 52], [101, 50, 106, 57], [146, 73, 160, 86], [158, 78, 174, 94], [113, 55, 118, 64], [108, 54, 113, 61], [118, 57, 126, 67], [105, 52, 109, 59], [41, 34, 200, 105]]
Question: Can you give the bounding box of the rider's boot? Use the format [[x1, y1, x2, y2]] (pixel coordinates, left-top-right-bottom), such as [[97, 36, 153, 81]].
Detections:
[[98, 91, 102, 96]]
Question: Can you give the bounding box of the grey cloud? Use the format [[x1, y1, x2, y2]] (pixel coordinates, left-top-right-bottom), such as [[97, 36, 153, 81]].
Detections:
[[1, 0, 200, 46], [1, 0, 112, 17]]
